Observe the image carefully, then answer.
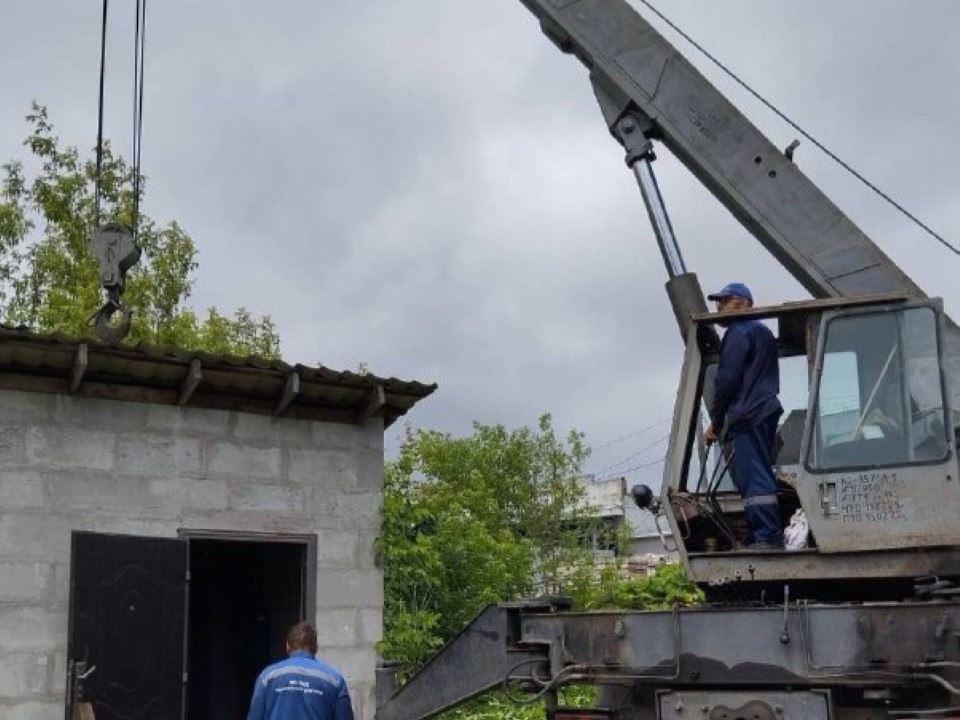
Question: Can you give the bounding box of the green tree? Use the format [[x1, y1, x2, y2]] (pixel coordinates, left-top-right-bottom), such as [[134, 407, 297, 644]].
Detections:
[[377, 415, 702, 720], [0, 103, 279, 358], [378, 415, 704, 719], [378, 414, 628, 675], [443, 685, 597, 720], [566, 560, 703, 611]]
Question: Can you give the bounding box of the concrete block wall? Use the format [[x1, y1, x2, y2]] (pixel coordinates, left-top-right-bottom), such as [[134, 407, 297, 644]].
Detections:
[[0, 388, 385, 720]]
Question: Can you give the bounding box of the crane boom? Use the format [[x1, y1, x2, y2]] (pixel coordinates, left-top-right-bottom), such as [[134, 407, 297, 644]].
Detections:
[[519, 0, 960, 400], [520, 0, 920, 299]]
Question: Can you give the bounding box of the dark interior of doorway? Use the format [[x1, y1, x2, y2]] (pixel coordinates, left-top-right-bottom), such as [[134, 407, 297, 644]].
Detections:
[[187, 539, 306, 720]]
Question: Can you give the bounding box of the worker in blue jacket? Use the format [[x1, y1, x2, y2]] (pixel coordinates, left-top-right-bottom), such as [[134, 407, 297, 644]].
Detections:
[[703, 283, 784, 549], [246, 622, 354, 720]]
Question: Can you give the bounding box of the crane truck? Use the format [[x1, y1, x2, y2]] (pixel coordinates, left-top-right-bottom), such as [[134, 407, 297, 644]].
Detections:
[[374, 2, 960, 719]]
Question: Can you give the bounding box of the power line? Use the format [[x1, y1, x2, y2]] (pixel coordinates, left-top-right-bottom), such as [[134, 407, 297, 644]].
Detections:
[[592, 433, 669, 475], [617, 456, 666, 476], [591, 417, 670, 451], [595, 455, 665, 482], [637, 0, 959, 256]]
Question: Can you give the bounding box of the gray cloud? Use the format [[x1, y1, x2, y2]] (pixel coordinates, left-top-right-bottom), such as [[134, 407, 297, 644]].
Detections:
[[1, 0, 958, 486]]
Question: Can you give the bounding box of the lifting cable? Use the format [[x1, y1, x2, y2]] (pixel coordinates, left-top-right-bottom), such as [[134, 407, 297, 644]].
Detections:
[[131, 0, 147, 238], [637, 0, 960, 256], [94, 0, 108, 226], [94, 0, 147, 230], [90, 0, 146, 342]]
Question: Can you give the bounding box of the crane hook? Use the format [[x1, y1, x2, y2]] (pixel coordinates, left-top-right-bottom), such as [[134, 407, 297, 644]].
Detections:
[[89, 223, 141, 342], [93, 299, 134, 343]]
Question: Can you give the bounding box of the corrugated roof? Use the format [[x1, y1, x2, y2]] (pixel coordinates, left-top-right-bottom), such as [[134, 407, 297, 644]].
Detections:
[[0, 326, 436, 427]]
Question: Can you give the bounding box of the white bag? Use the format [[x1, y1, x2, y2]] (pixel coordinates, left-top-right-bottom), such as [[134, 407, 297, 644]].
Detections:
[[783, 509, 809, 551]]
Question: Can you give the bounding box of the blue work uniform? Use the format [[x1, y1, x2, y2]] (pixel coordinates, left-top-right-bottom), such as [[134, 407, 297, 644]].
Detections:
[[246, 650, 354, 720], [712, 318, 783, 545]]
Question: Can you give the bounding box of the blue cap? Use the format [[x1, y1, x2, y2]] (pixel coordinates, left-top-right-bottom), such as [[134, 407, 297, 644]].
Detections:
[[707, 282, 753, 303]]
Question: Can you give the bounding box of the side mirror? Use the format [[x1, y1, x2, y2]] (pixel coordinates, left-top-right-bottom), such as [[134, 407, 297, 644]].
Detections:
[[630, 484, 656, 511]]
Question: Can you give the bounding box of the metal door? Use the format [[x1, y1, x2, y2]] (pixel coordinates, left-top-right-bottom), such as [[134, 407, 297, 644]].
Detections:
[[67, 531, 187, 720], [798, 301, 960, 552]]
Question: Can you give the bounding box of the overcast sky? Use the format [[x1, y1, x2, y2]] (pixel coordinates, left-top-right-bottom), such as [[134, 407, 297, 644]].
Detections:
[[2, 0, 958, 488]]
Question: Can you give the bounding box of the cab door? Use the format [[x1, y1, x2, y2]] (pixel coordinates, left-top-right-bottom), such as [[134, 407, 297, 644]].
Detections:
[[798, 301, 960, 552]]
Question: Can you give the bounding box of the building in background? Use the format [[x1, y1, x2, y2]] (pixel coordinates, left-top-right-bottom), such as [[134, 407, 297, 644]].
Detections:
[[577, 475, 674, 568]]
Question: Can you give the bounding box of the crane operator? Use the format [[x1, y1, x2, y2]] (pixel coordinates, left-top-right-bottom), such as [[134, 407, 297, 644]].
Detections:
[[703, 283, 784, 550]]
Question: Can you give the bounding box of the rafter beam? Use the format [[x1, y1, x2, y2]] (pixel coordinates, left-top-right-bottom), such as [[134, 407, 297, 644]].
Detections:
[[178, 358, 203, 406], [275, 372, 300, 416], [357, 384, 386, 424], [69, 344, 88, 393]]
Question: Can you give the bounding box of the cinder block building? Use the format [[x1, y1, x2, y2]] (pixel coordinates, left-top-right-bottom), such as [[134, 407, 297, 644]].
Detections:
[[0, 327, 434, 720]]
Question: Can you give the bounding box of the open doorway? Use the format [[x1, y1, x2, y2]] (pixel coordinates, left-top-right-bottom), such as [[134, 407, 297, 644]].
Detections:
[[67, 531, 315, 720], [185, 535, 315, 720]]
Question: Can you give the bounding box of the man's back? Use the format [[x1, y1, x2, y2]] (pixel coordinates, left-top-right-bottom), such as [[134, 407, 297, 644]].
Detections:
[[246, 650, 353, 720]]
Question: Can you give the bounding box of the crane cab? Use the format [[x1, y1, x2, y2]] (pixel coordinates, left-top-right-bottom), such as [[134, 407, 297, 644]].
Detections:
[[656, 294, 960, 601]]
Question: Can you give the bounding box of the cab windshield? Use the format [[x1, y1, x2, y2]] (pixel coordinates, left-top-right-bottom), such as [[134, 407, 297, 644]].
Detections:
[[807, 306, 949, 471]]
